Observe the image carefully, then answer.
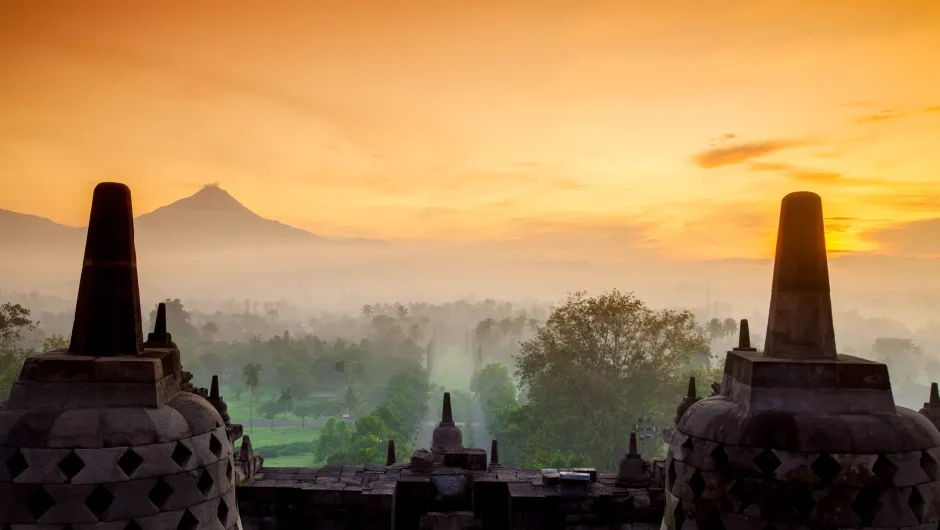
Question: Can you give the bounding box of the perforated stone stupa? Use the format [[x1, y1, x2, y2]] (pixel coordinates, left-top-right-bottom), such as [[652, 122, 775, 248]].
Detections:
[[665, 191, 940, 528], [0, 183, 243, 529]]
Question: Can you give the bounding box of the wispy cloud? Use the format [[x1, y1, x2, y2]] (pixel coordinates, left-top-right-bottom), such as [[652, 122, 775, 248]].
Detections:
[[926, 105, 940, 113], [693, 140, 805, 169], [746, 161, 887, 187], [863, 218, 940, 257], [857, 109, 906, 125]]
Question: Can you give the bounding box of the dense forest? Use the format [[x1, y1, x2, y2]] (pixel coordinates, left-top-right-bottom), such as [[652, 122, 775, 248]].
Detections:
[[2, 289, 938, 470]]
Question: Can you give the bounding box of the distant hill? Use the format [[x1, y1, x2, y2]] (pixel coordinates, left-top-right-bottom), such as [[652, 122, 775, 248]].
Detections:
[[0, 209, 83, 249], [0, 184, 385, 251]]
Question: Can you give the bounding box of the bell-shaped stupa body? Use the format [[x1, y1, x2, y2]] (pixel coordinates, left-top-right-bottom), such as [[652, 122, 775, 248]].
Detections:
[[663, 192, 940, 529], [430, 392, 463, 460], [0, 183, 243, 529]]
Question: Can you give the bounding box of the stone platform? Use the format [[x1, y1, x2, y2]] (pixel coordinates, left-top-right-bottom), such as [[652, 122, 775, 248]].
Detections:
[[238, 464, 665, 529], [7, 349, 182, 410], [722, 350, 896, 413]]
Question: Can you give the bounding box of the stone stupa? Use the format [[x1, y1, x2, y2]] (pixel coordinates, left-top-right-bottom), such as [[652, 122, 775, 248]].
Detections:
[[664, 191, 940, 528], [0, 183, 242, 529], [430, 392, 463, 462]]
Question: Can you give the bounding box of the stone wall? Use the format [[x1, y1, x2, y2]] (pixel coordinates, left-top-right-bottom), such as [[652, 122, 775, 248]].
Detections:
[[237, 462, 666, 529]]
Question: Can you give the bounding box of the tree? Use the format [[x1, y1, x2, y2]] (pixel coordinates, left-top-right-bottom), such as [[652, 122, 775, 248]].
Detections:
[[395, 304, 408, 322], [315, 417, 352, 464], [243, 363, 263, 434], [0, 303, 36, 400], [707, 318, 723, 344], [258, 400, 280, 428], [293, 401, 318, 428], [277, 386, 295, 414], [339, 385, 363, 417], [200, 321, 219, 340], [722, 318, 738, 346], [512, 290, 706, 469], [148, 299, 198, 341], [471, 363, 517, 427], [361, 304, 374, 321]]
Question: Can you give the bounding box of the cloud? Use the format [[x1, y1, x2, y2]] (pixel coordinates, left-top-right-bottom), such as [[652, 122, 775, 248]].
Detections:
[[857, 109, 906, 125], [863, 218, 940, 257], [748, 161, 793, 172], [925, 105, 940, 113], [746, 161, 886, 187], [693, 140, 805, 169], [861, 193, 940, 213]]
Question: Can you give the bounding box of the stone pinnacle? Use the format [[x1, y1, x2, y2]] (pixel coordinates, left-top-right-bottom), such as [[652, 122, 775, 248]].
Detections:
[[628, 432, 638, 456], [441, 392, 453, 424], [932, 383, 940, 405], [738, 319, 751, 349], [240, 436, 253, 460], [491, 440, 500, 465], [210, 375, 220, 399], [687, 376, 696, 399], [386, 439, 396, 465], [155, 303, 167, 334], [763, 191, 837, 359], [68, 182, 143, 357], [145, 302, 174, 346]]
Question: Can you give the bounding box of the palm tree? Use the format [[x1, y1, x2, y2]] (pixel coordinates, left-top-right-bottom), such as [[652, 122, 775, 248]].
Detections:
[[707, 318, 723, 346], [338, 385, 363, 417], [361, 304, 374, 321], [242, 363, 263, 434], [395, 304, 408, 322], [722, 318, 739, 347], [277, 386, 294, 416]]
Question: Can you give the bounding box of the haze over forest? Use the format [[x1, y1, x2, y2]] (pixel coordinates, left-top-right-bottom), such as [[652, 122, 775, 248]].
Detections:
[[2, 1, 940, 469]]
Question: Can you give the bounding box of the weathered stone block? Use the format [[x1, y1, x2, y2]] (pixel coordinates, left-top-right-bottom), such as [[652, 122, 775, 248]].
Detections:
[[536, 469, 558, 487], [28, 354, 98, 383], [139, 348, 182, 381], [93, 356, 163, 383], [722, 351, 896, 413], [411, 449, 434, 473]]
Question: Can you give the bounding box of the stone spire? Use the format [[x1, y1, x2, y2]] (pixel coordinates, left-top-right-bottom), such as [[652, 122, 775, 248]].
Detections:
[[207, 374, 231, 426], [430, 392, 463, 460], [68, 182, 143, 357], [763, 191, 836, 359], [386, 439, 396, 465], [674, 376, 701, 424], [734, 318, 756, 351], [441, 391, 454, 424], [920, 383, 940, 431], [490, 439, 500, 467], [144, 302, 176, 347], [616, 432, 650, 488]]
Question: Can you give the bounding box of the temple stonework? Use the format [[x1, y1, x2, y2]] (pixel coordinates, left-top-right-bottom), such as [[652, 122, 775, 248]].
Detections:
[[3, 184, 940, 530], [666, 192, 940, 529]]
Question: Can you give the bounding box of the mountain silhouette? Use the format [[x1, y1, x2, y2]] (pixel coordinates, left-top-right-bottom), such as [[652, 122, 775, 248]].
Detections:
[[135, 184, 327, 248], [0, 184, 384, 251]]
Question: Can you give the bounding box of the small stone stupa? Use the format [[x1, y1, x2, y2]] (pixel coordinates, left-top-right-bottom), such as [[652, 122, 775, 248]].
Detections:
[[616, 433, 650, 488], [0, 183, 242, 529], [430, 392, 463, 461], [919, 383, 940, 432], [664, 191, 940, 529]]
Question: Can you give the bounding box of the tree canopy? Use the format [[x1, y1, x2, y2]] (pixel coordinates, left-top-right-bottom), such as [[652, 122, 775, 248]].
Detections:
[[492, 290, 707, 469]]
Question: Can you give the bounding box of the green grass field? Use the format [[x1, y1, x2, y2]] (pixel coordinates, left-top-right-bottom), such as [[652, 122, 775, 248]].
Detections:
[[222, 385, 327, 466], [240, 425, 321, 446], [264, 454, 317, 467]]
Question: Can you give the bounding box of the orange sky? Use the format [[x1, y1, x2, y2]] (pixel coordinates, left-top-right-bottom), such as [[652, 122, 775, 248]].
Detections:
[[1, 0, 939, 260]]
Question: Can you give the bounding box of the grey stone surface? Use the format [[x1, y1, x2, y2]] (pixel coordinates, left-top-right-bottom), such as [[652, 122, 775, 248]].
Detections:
[[168, 393, 225, 437], [6, 376, 179, 410]]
